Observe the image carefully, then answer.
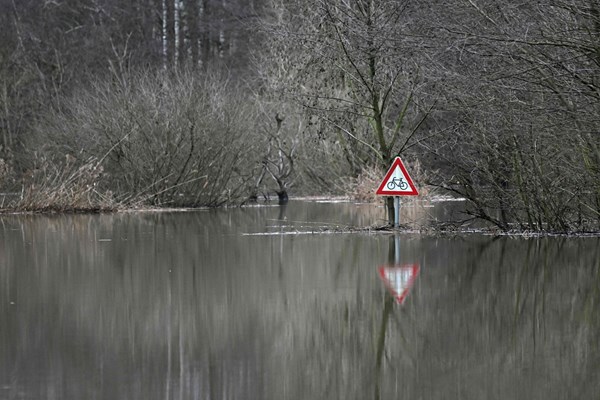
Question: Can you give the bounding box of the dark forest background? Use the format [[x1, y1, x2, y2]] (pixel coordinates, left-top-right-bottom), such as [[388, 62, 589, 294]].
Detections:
[[1, 0, 599, 232]]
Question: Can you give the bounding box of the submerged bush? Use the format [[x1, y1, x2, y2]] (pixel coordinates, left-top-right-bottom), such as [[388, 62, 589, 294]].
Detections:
[[39, 70, 261, 207], [6, 156, 117, 212], [432, 123, 600, 233]]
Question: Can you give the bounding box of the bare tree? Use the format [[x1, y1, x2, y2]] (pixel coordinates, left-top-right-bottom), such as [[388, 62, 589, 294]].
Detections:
[[424, 0, 600, 232], [260, 0, 435, 222]]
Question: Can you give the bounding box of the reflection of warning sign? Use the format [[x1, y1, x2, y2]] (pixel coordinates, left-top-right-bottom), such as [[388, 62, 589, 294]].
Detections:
[[376, 157, 418, 196], [378, 264, 420, 304]]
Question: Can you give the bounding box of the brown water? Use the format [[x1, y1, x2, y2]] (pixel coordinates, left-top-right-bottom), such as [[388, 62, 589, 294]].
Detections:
[[1, 200, 599, 399]]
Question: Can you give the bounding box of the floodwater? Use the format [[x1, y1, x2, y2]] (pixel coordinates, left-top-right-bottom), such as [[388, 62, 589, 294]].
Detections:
[[1, 200, 599, 400]]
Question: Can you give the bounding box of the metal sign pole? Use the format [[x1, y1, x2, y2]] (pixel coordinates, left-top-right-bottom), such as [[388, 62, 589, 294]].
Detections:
[[394, 196, 400, 228]]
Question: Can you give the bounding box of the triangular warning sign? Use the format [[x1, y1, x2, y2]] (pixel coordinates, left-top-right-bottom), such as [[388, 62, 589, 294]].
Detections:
[[378, 264, 420, 304], [376, 157, 419, 196]]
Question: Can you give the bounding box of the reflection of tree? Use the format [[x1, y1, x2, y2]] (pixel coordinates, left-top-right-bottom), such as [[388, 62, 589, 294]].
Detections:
[[1, 214, 600, 399], [402, 237, 600, 399], [0, 207, 384, 399], [0, 213, 271, 399], [374, 294, 394, 400], [264, 236, 600, 399]]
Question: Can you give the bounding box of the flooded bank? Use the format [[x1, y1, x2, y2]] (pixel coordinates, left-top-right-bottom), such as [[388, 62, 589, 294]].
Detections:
[[1, 200, 599, 399]]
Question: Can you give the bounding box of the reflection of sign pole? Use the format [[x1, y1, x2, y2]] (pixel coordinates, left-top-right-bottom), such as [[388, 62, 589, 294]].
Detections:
[[376, 157, 419, 228], [394, 234, 400, 265]]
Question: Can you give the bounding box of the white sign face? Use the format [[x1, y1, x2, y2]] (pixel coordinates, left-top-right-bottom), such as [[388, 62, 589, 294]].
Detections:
[[378, 264, 420, 304], [383, 268, 414, 290], [376, 157, 418, 196], [386, 167, 411, 192]]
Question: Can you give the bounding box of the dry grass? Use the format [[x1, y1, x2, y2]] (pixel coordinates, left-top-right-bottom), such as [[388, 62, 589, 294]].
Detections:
[[0, 158, 11, 183], [352, 164, 380, 203], [9, 156, 119, 212]]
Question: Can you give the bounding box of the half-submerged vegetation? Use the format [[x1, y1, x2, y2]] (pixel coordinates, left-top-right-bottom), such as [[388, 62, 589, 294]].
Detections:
[[2, 157, 117, 213]]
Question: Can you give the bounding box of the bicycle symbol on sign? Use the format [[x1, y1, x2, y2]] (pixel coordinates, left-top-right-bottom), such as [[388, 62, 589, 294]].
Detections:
[[387, 177, 408, 190]]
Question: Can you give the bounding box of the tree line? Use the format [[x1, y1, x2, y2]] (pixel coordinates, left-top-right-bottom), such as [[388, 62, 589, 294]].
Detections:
[[0, 0, 598, 232]]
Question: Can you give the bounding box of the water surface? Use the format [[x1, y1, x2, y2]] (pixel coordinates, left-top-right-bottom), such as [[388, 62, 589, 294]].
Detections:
[[1, 200, 599, 399]]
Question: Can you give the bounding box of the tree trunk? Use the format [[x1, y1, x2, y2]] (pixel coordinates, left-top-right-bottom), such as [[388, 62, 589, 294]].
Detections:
[[276, 190, 288, 205], [173, 0, 180, 67], [161, 0, 168, 69]]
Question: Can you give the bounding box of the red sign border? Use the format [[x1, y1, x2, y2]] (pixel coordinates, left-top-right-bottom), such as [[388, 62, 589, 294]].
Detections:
[[378, 264, 420, 304], [375, 157, 419, 196]]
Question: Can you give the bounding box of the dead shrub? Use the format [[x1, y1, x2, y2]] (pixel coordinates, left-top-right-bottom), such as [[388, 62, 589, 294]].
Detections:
[[352, 165, 379, 203], [0, 158, 12, 186], [40, 70, 260, 207], [12, 156, 118, 212]]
